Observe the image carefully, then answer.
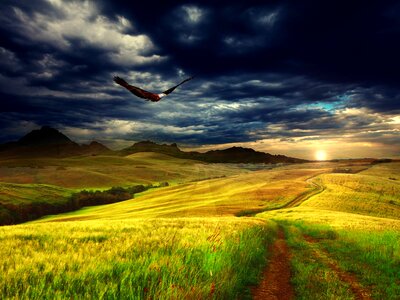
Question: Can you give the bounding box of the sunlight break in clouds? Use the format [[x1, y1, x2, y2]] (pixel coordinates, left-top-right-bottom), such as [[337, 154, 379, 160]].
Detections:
[[315, 150, 327, 161], [11, 0, 165, 66], [182, 5, 204, 24]]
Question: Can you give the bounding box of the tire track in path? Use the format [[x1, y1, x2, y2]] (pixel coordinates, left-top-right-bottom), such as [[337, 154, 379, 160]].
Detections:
[[304, 235, 372, 300], [252, 227, 294, 300]]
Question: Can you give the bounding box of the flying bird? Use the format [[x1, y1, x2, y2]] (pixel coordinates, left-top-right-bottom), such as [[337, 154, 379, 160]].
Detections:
[[113, 75, 194, 102]]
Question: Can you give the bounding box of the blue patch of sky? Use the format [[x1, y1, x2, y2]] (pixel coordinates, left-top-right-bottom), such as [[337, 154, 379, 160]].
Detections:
[[295, 93, 350, 112]]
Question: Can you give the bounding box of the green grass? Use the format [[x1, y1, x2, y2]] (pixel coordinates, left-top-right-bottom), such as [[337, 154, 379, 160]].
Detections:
[[281, 221, 400, 300], [281, 222, 352, 300], [0, 217, 276, 299]]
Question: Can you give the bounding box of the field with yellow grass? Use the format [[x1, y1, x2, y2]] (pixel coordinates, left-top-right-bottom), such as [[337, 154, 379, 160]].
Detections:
[[0, 217, 276, 299], [36, 164, 326, 222], [0, 153, 246, 188], [1, 157, 400, 299]]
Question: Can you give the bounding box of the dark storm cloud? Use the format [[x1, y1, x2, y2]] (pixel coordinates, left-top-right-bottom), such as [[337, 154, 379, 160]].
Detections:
[[0, 0, 399, 153], [101, 0, 400, 83]]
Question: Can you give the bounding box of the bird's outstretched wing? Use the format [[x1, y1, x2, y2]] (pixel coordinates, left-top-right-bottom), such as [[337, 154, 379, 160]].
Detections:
[[113, 75, 194, 102], [113, 76, 159, 101], [162, 76, 195, 95]]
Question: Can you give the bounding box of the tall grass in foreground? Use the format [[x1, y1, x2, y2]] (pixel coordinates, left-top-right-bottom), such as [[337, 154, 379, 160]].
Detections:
[[0, 217, 276, 299], [283, 221, 400, 300]]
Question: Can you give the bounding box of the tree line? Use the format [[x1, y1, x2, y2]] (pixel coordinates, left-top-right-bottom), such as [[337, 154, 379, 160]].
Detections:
[[0, 182, 169, 225]]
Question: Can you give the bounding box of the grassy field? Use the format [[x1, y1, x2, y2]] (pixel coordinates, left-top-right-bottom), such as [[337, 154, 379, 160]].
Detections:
[[34, 164, 328, 222], [1, 158, 400, 299], [256, 162, 400, 299], [0, 153, 247, 189], [280, 221, 400, 299], [0, 217, 276, 299], [300, 173, 400, 219]]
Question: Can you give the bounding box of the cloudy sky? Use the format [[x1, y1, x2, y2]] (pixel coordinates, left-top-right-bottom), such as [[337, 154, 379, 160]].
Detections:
[[1, 0, 399, 159]]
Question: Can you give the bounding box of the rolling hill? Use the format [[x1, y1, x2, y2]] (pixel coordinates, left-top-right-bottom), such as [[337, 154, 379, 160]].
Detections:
[[0, 152, 248, 188]]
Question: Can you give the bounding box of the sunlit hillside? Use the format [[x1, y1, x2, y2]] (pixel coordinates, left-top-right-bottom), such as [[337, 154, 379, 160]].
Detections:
[[35, 164, 329, 222], [2, 159, 400, 299], [0, 152, 247, 188], [259, 162, 400, 227], [300, 173, 400, 219]]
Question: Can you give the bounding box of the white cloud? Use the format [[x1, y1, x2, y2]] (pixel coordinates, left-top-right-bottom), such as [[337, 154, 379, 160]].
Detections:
[[182, 6, 204, 24], [82, 119, 205, 138], [9, 1, 165, 66]]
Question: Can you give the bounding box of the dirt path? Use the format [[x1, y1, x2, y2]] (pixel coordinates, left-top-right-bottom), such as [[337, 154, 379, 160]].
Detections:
[[284, 176, 325, 208], [252, 227, 294, 300], [304, 235, 372, 300]]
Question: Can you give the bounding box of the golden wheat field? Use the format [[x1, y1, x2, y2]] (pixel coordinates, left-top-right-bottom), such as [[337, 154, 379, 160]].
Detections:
[[0, 153, 247, 188], [1, 158, 400, 299]]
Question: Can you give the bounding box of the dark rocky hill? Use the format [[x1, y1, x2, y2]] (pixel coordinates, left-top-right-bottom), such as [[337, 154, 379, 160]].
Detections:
[[0, 126, 111, 158], [0, 127, 306, 163], [120, 141, 307, 164]]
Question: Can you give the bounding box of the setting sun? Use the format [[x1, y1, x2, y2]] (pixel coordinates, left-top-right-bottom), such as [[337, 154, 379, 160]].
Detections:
[[315, 150, 327, 161]]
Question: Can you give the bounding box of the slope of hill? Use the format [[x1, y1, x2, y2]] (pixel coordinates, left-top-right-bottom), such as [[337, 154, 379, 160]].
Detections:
[[299, 172, 400, 220], [35, 164, 329, 222], [0, 152, 248, 188], [258, 162, 400, 228], [0, 182, 73, 224], [35, 160, 400, 227]]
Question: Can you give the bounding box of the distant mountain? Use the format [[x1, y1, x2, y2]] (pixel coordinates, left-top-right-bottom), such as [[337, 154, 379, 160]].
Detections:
[[80, 141, 112, 155], [119, 141, 183, 157], [0, 127, 306, 163], [120, 141, 307, 164], [0, 126, 111, 158], [18, 126, 74, 146]]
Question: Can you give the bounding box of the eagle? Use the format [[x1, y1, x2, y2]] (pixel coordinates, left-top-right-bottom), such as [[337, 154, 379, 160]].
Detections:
[[113, 75, 194, 102]]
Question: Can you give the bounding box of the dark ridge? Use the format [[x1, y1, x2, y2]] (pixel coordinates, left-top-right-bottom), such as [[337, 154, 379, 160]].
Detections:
[[0, 127, 306, 163], [120, 142, 307, 164], [18, 126, 73, 146], [0, 126, 111, 158]]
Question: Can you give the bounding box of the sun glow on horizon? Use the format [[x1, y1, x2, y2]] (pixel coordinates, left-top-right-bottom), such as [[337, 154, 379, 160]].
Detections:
[[315, 150, 327, 161]]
